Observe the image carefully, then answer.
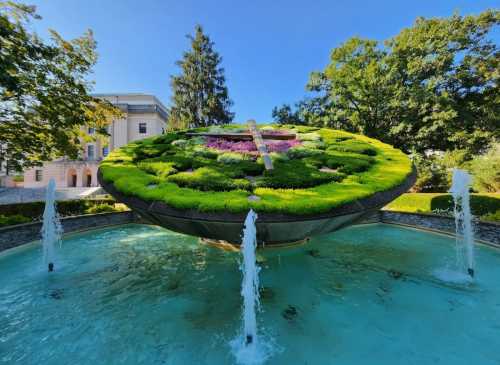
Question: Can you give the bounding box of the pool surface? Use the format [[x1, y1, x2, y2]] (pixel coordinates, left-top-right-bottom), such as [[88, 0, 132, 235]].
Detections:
[[1, 224, 499, 364]]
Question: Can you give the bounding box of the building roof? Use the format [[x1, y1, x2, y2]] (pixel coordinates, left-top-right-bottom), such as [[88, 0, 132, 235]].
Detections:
[[92, 93, 169, 121]]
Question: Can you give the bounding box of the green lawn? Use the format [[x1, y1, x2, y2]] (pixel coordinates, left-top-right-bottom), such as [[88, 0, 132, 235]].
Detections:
[[384, 193, 500, 222]]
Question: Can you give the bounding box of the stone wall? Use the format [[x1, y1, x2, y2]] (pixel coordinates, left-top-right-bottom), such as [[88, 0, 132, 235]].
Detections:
[[1, 210, 498, 253], [0, 211, 137, 252], [379, 210, 500, 247]]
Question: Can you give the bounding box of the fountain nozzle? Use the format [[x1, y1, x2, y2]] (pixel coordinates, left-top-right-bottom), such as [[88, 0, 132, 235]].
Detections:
[[48, 262, 54, 272], [245, 335, 253, 345], [467, 268, 474, 278]]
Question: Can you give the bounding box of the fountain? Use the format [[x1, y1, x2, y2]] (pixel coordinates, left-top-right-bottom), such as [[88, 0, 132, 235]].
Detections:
[[41, 178, 63, 272], [449, 169, 475, 278], [241, 210, 260, 346], [232, 209, 273, 365]]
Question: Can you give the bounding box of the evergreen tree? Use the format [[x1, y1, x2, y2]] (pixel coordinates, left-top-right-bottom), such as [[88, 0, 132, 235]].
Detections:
[[169, 25, 234, 129]]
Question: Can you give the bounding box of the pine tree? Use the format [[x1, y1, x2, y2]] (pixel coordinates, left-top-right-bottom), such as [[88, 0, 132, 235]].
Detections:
[[168, 25, 234, 129]]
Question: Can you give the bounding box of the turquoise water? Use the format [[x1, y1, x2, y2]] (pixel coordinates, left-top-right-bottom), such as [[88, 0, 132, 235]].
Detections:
[[1, 223, 499, 365]]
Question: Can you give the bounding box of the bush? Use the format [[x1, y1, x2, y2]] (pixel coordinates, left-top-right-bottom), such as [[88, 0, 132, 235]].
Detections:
[[167, 167, 251, 191], [0, 199, 118, 220], [85, 204, 124, 214], [217, 152, 249, 164], [481, 210, 500, 223], [411, 153, 449, 193], [287, 146, 322, 159], [0, 214, 31, 227], [327, 140, 377, 156], [255, 160, 345, 189], [469, 143, 500, 193]]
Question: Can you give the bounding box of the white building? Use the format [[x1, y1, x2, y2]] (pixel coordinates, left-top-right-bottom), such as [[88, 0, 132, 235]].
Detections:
[[23, 93, 168, 188]]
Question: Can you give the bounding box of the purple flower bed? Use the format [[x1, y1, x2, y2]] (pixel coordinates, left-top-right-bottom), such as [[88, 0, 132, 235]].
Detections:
[[206, 137, 301, 153]]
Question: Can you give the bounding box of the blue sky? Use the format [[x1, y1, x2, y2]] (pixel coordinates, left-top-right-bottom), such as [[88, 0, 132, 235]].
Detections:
[[30, 0, 498, 122]]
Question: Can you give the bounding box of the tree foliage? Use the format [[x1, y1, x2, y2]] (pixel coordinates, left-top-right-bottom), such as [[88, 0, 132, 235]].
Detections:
[[168, 25, 234, 129], [469, 143, 500, 192], [0, 2, 121, 172], [273, 11, 499, 154]]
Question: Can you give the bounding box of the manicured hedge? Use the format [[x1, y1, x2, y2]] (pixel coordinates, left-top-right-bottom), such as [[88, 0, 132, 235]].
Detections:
[[0, 214, 31, 227], [0, 199, 117, 220], [384, 193, 500, 222]]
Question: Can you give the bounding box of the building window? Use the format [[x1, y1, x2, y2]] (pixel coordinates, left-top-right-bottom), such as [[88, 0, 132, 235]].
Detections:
[[35, 170, 43, 182], [139, 122, 147, 134], [102, 146, 109, 157], [88, 127, 95, 135], [87, 145, 95, 160]]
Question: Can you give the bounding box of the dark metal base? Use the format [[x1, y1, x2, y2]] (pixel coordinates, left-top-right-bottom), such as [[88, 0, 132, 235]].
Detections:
[[98, 167, 416, 245]]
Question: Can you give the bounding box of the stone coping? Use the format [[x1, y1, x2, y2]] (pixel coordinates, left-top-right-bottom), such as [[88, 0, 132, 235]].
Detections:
[[0, 209, 498, 254], [0, 211, 137, 253], [380, 210, 499, 247]]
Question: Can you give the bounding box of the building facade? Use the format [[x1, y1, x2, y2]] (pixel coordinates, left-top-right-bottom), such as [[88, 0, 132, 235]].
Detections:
[[23, 93, 168, 188]]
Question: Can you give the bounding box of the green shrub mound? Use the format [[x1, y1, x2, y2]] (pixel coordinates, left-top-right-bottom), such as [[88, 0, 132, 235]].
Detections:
[[100, 125, 413, 215]]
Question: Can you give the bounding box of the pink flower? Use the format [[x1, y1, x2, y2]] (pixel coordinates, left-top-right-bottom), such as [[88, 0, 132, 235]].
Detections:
[[205, 136, 301, 153]]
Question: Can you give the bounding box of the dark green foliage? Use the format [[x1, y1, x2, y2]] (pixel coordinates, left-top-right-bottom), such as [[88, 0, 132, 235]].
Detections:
[[0, 3, 122, 171], [325, 152, 374, 174], [0, 214, 31, 227], [168, 25, 234, 129], [273, 11, 500, 155], [287, 147, 322, 159], [327, 140, 377, 156], [0, 199, 117, 221], [167, 167, 251, 191], [255, 160, 345, 189], [134, 144, 173, 160], [152, 133, 183, 145], [431, 195, 500, 217]]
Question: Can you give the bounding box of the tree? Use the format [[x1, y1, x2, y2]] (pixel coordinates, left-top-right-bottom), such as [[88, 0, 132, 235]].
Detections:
[[0, 2, 121, 172], [469, 143, 500, 192], [275, 10, 499, 154], [168, 25, 234, 129]]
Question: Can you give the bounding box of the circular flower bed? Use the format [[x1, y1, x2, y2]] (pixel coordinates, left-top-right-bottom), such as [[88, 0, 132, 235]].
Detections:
[[99, 125, 413, 216]]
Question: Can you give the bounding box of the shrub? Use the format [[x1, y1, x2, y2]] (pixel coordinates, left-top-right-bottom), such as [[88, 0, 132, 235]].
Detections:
[[481, 210, 500, 223], [133, 144, 172, 160], [0, 214, 31, 227], [327, 140, 377, 156], [138, 160, 177, 178], [469, 143, 500, 193], [297, 132, 321, 141], [287, 146, 322, 159], [255, 160, 345, 189], [0, 199, 118, 220], [411, 153, 449, 193], [217, 152, 249, 164], [171, 139, 188, 147], [325, 151, 374, 174], [85, 204, 119, 214], [192, 145, 218, 159], [167, 167, 251, 191]]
